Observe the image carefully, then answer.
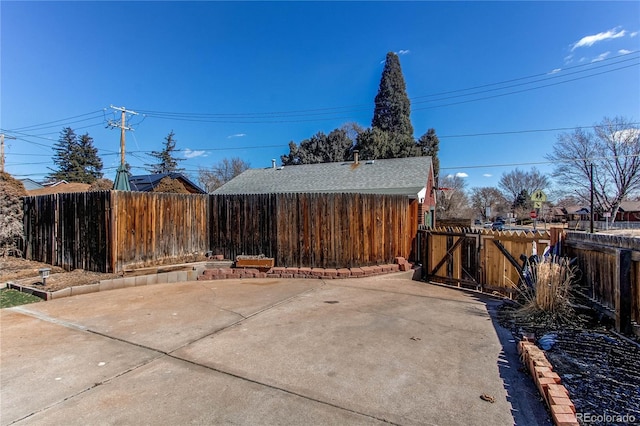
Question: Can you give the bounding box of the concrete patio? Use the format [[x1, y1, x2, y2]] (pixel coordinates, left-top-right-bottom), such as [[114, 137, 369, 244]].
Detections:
[[1, 271, 550, 425]]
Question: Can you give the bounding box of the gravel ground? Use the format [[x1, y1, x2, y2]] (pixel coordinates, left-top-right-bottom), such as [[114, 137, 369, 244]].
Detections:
[[1, 257, 119, 291], [499, 303, 640, 426]]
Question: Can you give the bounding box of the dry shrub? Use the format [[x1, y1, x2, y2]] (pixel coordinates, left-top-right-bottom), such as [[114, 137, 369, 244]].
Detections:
[[0, 172, 27, 256], [88, 178, 113, 191], [153, 177, 189, 194]]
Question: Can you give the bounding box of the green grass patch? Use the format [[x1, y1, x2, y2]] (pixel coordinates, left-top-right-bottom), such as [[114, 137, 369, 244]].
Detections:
[[0, 288, 43, 309]]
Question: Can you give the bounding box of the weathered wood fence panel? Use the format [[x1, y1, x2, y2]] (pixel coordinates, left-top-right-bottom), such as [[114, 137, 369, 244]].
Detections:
[[113, 191, 209, 272], [564, 232, 640, 336], [24, 192, 411, 273], [209, 193, 411, 269], [419, 227, 551, 296], [23, 192, 112, 272]]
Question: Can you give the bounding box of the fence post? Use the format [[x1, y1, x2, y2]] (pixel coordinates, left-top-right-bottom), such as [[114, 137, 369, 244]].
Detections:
[[616, 249, 632, 334]]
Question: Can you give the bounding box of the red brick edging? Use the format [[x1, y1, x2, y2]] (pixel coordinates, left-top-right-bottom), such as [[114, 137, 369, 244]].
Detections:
[[518, 339, 579, 426], [198, 257, 412, 280]]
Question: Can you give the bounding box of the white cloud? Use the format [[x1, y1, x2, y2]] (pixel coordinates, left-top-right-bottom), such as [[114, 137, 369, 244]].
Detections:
[[548, 68, 562, 75], [571, 28, 626, 51], [564, 54, 574, 64], [183, 148, 206, 159], [591, 51, 611, 62], [631, 31, 639, 38], [455, 172, 468, 178], [397, 49, 410, 55], [619, 49, 633, 54], [227, 133, 246, 139], [483, 173, 492, 178]]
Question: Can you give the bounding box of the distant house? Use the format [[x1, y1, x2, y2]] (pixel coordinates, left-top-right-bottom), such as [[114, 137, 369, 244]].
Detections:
[[19, 178, 44, 191], [213, 156, 437, 228], [128, 173, 207, 194], [615, 200, 640, 222]]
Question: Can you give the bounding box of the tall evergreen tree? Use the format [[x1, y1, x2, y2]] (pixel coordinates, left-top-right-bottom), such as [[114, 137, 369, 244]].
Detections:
[[281, 128, 354, 165], [359, 52, 415, 159], [147, 130, 185, 174], [49, 127, 103, 183], [372, 52, 413, 137], [417, 128, 440, 179], [77, 133, 103, 182]]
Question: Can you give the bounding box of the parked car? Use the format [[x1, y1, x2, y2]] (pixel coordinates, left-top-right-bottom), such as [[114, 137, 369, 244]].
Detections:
[[491, 220, 505, 231]]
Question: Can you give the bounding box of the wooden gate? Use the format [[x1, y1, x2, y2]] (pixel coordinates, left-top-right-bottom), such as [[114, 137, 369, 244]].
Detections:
[[418, 227, 552, 297]]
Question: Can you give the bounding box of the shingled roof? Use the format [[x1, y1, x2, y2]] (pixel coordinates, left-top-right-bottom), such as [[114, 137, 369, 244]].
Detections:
[[129, 173, 206, 194], [213, 156, 433, 197]]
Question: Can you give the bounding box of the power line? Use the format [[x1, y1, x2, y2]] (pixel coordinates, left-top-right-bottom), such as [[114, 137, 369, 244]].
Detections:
[[9, 110, 105, 132], [3, 52, 638, 132], [135, 52, 639, 122]]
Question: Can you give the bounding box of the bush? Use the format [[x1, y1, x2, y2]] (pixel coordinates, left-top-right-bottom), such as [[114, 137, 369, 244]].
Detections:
[[0, 172, 27, 256], [153, 177, 189, 194], [88, 178, 113, 191]]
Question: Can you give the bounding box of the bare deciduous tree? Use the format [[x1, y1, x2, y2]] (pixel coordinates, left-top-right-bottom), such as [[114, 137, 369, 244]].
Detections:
[[198, 157, 250, 193], [498, 167, 550, 203], [546, 117, 640, 223], [469, 187, 508, 221], [436, 175, 471, 220]]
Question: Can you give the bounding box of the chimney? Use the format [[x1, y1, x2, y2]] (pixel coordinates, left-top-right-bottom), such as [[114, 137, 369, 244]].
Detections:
[[353, 150, 359, 164], [271, 159, 276, 169]]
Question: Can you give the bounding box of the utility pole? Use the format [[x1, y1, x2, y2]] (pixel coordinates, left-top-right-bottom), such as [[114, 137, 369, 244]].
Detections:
[[107, 106, 138, 191], [0, 134, 17, 173], [107, 105, 138, 167], [590, 163, 594, 234]]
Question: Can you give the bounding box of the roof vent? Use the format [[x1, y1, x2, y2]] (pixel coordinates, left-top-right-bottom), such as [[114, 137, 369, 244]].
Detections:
[[271, 159, 276, 169], [365, 160, 375, 165], [353, 150, 359, 164]]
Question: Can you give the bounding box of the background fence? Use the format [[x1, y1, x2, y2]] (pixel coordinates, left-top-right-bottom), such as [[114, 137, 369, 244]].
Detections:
[[564, 231, 639, 336], [209, 193, 413, 269], [23, 191, 209, 273], [23, 191, 413, 273], [23, 192, 113, 272]]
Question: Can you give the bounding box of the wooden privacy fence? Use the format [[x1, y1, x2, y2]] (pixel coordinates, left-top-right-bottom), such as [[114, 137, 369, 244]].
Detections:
[[23, 191, 209, 273], [564, 232, 640, 336], [210, 193, 413, 269], [417, 227, 552, 296], [23, 191, 413, 273], [23, 192, 113, 272]]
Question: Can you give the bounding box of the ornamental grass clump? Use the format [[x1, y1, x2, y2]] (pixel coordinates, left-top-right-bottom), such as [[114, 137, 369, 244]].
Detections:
[[516, 257, 577, 325]]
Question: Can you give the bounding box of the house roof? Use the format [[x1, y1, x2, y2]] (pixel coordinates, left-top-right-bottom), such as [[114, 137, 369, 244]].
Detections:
[[129, 173, 206, 194], [19, 178, 44, 190], [27, 182, 90, 196], [618, 200, 640, 212], [213, 156, 433, 197]]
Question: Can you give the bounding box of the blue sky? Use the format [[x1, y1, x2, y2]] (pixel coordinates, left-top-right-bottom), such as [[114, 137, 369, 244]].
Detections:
[[2, 1, 639, 193]]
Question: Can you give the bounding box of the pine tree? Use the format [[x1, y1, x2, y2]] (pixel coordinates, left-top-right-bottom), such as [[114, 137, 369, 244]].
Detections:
[[417, 128, 440, 179], [147, 130, 185, 174], [359, 52, 415, 159], [77, 133, 103, 182], [49, 127, 103, 183]]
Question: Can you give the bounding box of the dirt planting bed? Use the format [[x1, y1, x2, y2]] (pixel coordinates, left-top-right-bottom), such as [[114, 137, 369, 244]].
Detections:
[[499, 303, 640, 425], [1, 257, 119, 292]]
